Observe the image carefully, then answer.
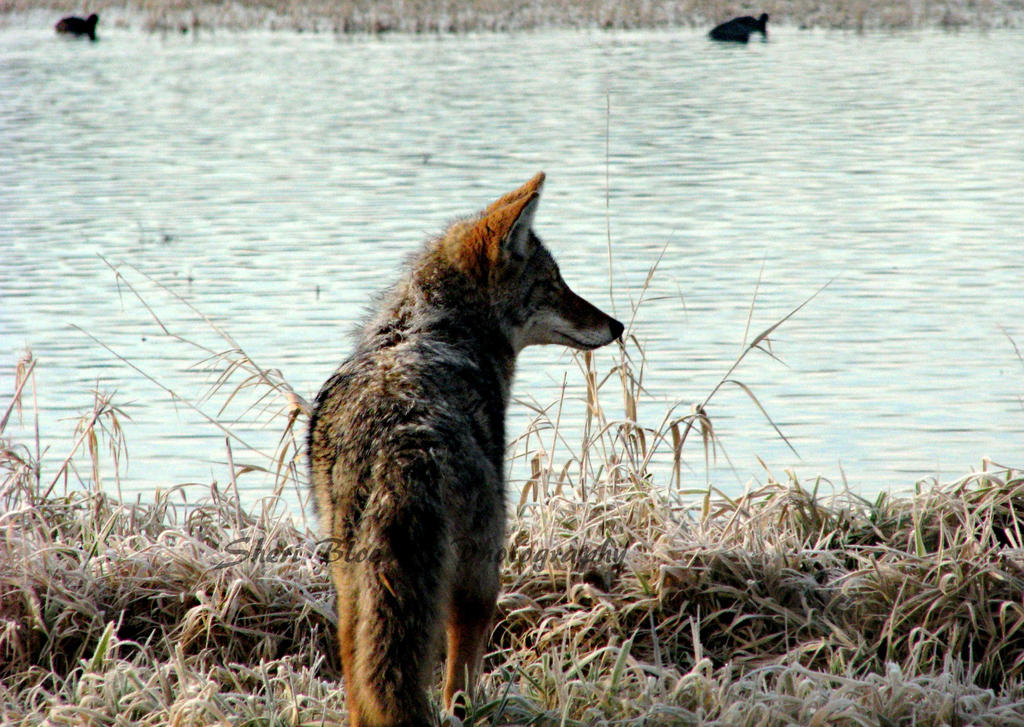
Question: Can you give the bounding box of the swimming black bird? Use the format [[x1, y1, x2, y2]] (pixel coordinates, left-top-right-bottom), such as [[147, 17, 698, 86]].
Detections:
[[55, 13, 99, 41], [709, 13, 768, 43]]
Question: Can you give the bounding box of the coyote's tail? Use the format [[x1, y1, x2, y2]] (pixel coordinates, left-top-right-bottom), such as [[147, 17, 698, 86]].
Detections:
[[345, 452, 450, 727]]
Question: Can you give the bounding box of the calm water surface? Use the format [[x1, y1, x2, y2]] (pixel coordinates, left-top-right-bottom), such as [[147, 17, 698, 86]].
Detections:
[[2, 27, 1022, 511]]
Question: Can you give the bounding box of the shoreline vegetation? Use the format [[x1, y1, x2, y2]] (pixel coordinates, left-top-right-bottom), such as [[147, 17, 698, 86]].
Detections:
[[3, 0, 1024, 33], [3, 435, 1024, 723], [3, 276, 1024, 723]]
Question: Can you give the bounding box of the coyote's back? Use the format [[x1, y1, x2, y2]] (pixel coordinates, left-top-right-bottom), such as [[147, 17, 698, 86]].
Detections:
[[308, 172, 623, 727]]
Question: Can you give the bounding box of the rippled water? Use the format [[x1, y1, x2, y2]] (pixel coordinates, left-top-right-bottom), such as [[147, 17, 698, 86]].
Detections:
[[2, 27, 1022, 509]]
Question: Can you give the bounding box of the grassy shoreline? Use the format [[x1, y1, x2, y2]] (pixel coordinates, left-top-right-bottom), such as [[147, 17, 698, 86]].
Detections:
[[3, 352, 1024, 724], [3, 459, 1024, 724], [4, 0, 1024, 33]]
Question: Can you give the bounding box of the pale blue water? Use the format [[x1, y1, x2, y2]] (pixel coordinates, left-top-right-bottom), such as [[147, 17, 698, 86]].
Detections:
[[2, 26, 1022, 513]]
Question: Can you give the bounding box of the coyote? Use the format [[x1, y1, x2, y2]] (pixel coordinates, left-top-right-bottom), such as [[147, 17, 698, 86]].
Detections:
[[308, 172, 623, 727]]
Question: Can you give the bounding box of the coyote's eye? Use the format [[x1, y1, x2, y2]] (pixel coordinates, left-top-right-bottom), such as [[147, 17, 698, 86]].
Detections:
[[522, 280, 546, 308]]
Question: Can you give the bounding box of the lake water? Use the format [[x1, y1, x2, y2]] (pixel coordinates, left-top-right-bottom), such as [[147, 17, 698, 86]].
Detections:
[[2, 26, 1022, 513]]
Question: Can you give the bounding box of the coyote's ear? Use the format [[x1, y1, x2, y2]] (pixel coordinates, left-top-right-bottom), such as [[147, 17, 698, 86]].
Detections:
[[483, 171, 546, 217], [467, 188, 541, 269], [498, 192, 539, 262], [454, 175, 544, 276]]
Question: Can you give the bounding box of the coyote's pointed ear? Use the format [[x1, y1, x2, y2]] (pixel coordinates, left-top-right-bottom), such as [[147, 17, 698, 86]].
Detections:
[[468, 183, 542, 269], [497, 192, 539, 262], [483, 171, 546, 217], [451, 174, 545, 277]]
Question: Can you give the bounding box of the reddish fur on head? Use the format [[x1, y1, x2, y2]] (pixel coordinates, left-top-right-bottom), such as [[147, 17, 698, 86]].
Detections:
[[482, 171, 545, 216], [441, 173, 545, 278]]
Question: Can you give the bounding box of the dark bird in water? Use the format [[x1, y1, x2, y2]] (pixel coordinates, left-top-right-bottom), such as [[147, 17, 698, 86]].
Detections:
[[55, 13, 99, 40], [709, 13, 768, 43]]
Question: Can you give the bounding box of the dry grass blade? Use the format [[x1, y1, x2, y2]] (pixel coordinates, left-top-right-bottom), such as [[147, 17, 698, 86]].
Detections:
[[42, 387, 129, 500], [71, 324, 270, 464], [624, 240, 672, 336], [102, 256, 311, 416], [1003, 327, 1024, 411], [1001, 326, 1023, 366], [0, 356, 35, 433], [77, 261, 314, 498], [664, 279, 831, 473], [701, 278, 833, 407], [725, 378, 799, 457]]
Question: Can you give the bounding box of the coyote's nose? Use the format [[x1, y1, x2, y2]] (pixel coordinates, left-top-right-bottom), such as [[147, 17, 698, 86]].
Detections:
[[609, 318, 625, 341]]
